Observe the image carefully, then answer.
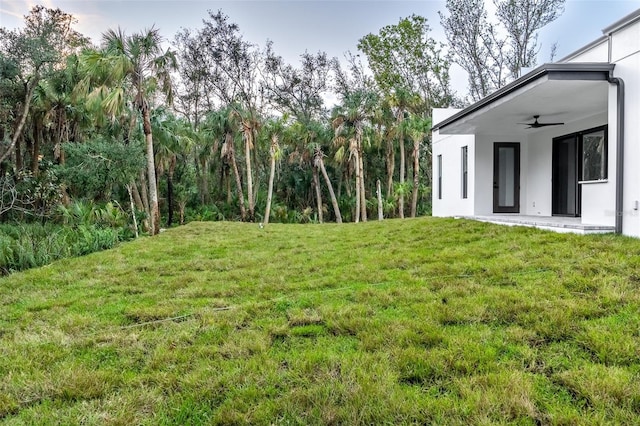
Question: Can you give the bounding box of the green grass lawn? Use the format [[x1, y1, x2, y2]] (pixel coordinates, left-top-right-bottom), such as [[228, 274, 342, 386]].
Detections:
[[1, 217, 639, 425]]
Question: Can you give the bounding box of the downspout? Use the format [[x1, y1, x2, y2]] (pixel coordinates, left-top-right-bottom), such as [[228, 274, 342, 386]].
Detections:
[[608, 72, 624, 234]]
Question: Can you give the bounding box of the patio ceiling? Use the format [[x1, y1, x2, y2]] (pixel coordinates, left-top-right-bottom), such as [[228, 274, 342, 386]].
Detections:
[[435, 63, 615, 136]]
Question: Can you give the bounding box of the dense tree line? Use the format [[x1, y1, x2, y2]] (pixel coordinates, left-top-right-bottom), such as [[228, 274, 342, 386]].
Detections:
[[0, 4, 564, 239]]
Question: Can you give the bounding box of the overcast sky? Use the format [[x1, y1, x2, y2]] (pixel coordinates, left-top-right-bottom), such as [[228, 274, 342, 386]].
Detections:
[[2, 0, 640, 96]]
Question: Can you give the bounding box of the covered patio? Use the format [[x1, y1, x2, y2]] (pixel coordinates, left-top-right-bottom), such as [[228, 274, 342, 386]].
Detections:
[[432, 62, 621, 234]]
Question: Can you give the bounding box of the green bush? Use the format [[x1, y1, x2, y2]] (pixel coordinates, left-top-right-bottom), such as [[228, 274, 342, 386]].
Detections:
[[0, 222, 125, 275]]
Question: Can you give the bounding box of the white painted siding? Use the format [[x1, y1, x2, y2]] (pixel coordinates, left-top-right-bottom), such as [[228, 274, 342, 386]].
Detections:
[[432, 109, 475, 217], [615, 51, 640, 236], [610, 20, 640, 62], [565, 39, 609, 63]]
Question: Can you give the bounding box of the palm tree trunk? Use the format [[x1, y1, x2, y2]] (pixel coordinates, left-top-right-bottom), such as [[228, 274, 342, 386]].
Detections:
[[411, 139, 420, 217], [54, 109, 65, 165], [358, 141, 367, 222], [227, 139, 246, 221], [353, 149, 360, 224], [317, 151, 342, 223], [386, 139, 395, 199], [263, 142, 276, 225], [139, 171, 151, 233], [377, 179, 384, 221], [243, 123, 254, 221], [167, 173, 174, 227], [142, 106, 160, 235], [399, 137, 406, 219], [225, 167, 232, 204], [312, 165, 323, 223]]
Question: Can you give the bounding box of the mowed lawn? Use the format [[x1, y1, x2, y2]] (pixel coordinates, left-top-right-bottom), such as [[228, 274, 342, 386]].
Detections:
[[1, 218, 639, 425]]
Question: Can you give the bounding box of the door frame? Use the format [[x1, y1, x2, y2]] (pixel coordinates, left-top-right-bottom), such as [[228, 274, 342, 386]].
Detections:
[[552, 135, 581, 217], [493, 142, 520, 213]]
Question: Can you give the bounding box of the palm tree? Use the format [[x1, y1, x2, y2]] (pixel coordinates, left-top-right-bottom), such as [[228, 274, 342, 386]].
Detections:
[[204, 106, 247, 220], [230, 106, 261, 221], [388, 88, 421, 219], [289, 120, 342, 224], [260, 117, 287, 225], [332, 89, 378, 223], [153, 110, 194, 227], [406, 116, 432, 217], [79, 27, 177, 235]]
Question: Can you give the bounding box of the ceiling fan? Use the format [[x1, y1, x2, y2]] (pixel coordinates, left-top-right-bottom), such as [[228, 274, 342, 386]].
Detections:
[[518, 115, 564, 129]]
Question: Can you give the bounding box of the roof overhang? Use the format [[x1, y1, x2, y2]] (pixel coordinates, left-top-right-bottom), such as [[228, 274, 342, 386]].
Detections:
[[434, 63, 615, 136]]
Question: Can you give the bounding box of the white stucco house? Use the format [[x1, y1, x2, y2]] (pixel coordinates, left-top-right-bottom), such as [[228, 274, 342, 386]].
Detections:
[[432, 8, 640, 236]]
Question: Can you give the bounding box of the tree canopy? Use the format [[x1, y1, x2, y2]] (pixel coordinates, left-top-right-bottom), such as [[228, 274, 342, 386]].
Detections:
[[0, 4, 563, 233]]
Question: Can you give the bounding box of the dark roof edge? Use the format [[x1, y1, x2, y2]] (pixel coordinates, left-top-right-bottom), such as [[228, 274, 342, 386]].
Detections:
[[433, 63, 615, 132], [558, 35, 608, 63], [602, 8, 640, 35]]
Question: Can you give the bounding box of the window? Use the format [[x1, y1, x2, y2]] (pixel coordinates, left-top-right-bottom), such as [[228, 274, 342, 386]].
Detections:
[[461, 146, 468, 199], [582, 128, 607, 181], [437, 155, 442, 200]]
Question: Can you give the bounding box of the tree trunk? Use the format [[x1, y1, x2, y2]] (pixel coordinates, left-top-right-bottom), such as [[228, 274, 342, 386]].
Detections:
[[312, 165, 323, 223], [0, 78, 37, 165], [386, 139, 395, 199], [263, 140, 276, 225], [54, 109, 65, 165], [167, 173, 174, 227], [243, 123, 254, 221], [139, 170, 151, 233], [142, 106, 160, 235], [131, 180, 144, 211], [358, 139, 367, 222], [411, 138, 420, 217], [15, 133, 23, 173], [225, 166, 232, 204], [200, 159, 210, 205], [399, 136, 406, 219], [179, 201, 186, 225], [227, 138, 246, 221], [353, 148, 361, 224], [317, 150, 342, 223], [377, 179, 384, 221], [31, 117, 42, 176], [127, 184, 139, 238]]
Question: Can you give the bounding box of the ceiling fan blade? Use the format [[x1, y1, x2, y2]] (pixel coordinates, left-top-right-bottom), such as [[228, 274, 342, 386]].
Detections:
[[537, 122, 565, 126]]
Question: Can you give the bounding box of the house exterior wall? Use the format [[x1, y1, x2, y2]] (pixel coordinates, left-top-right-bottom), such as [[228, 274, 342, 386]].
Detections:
[[432, 109, 475, 217], [565, 13, 640, 234], [564, 39, 609, 62], [432, 9, 640, 236], [610, 20, 640, 62], [613, 42, 640, 236]]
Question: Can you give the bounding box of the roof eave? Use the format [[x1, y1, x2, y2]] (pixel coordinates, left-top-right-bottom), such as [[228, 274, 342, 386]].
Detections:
[[433, 63, 615, 132], [602, 8, 640, 35]]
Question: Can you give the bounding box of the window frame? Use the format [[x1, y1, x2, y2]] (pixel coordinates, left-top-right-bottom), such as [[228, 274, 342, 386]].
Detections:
[[580, 126, 608, 182], [437, 154, 443, 200], [461, 146, 468, 199]]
